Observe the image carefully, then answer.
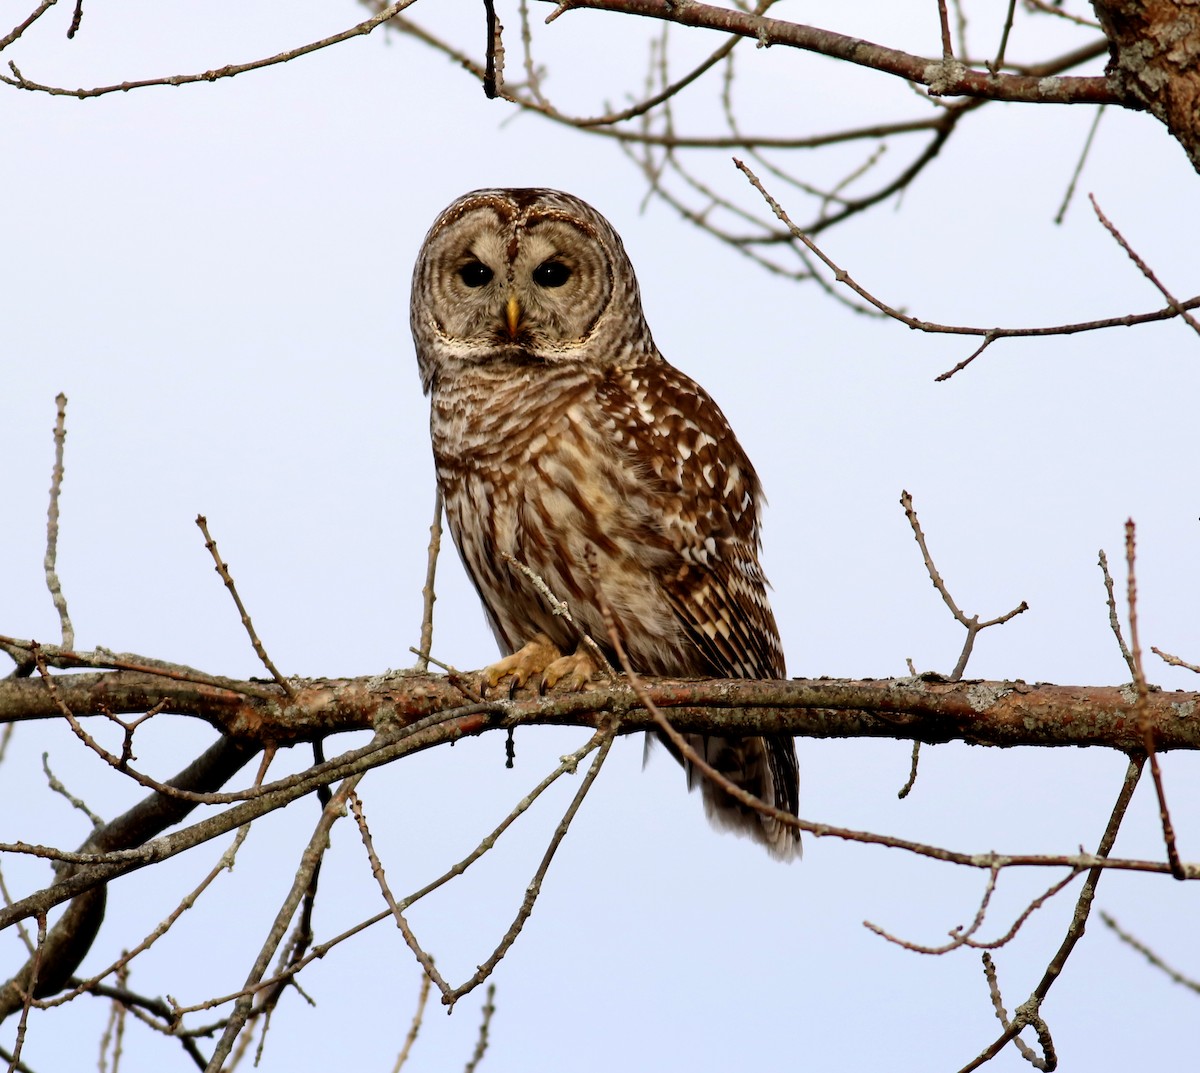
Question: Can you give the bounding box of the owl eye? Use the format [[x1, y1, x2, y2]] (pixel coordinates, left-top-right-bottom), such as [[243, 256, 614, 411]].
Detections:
[[532, 261, 571, 288], [458, 261, 494, 287]]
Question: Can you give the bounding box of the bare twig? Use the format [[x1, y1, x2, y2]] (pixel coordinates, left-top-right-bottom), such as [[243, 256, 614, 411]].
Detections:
[[43, 393, 74, 652], [6, 912, 47, 1072], [413, 489, 443, 673], [195, 515, 295, 699], [350, 726, 613, 1007], [1152, 646, 1200, 674], [1097, 549, 1135, 675], [204, 771, 365, 1069], [1124, 520, 1184, 879], [1090, 195, 1200, 339], [41, 753, 104, 829], [979, 952, 1054, 1070], [1054, 105, 1105, 224], [462, 985, 495, 1073], [482, 0, 503, 98], [897, 740, 921, 799], [36, 825, 254, 1013], [440, 728, 616, 1007], [987, 0, 1019, 75], [350, 790, 451, 996], [391, 972, 432, 1072], [1100, 912, 1200, 993], [0, 0, 56, 51], [735, 160, 1200, 379], [866, 866, 1083, 955], [0, 635, 277, 698], [501, 554, 616, 680], [900, 491, 1028, 681], [2, 1, 419, 98], [937, 0, 954, 59], [958, 755, 1144, 1073]]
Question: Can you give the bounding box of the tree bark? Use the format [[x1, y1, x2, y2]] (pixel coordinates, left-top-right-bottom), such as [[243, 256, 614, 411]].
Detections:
[[1092, 0, 1200, 169]]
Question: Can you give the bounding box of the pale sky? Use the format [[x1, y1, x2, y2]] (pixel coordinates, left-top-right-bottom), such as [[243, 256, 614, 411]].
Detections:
[[3, 3, 1199, 1070]]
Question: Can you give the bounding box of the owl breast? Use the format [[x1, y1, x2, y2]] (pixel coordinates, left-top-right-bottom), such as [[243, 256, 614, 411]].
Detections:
[[430, 360, 694, 672]]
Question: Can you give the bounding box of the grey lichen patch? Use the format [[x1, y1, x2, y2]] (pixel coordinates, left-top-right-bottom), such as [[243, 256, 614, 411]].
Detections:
[[967, 682, 1011, 712], [1037, 75, 1064, 97], [1118, 683, 1140, 705], [923, 58, 966, 95], [1170, 698, 1198, 720]]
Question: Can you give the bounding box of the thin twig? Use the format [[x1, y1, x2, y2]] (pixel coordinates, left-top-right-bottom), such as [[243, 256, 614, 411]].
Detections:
[[958, 755, 1145, 1073], [440, 729, 616, 1007], [987, 0, 1018, 74], [350, 791, 451, 996], [482, 0, 502, 98], [7, 912, 47, 1072], [413, 489, 443, 673], [195, 515, 296, 699], [900, 491, 1028, 680], [41, 753, 105, 829], [462, 985, 495, 1073], [980, 952, 1052, 1070], [735, 159, 1200, 379], [897, 740, 921, 799], [866, 866, 1082, 955], [937, 0, 954, 58], [1054, 105, 1104, 224], [391, 972, 432, 1072], [1151, 646, 1200, 674], [1124, 520, 1184, 879], [2, 1, 419, 98], [0, 0, 56, 51], [37, 826, 254, 1013], [44, 393, 74, 651], [1097, 549, 1135, 675], [203, 772, 365, 1069], [0, 635, 277, 698], [1090, 194, 1200, 339], [501, 554, 616, 680], [66, 0, 83, 39], [1100, 912, 1200, 994]]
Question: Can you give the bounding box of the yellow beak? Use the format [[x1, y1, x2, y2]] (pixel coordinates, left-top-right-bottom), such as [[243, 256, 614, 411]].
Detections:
[[505, 295, 521, 337]]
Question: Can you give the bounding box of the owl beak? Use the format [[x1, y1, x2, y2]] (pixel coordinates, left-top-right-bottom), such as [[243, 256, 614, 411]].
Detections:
[[504, 294, 521, 337]]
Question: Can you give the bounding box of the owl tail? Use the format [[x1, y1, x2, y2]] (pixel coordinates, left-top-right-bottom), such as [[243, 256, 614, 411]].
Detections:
[[674, 732, 802, 861]]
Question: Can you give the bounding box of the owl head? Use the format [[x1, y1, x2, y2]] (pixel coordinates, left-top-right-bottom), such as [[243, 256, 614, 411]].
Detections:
[[410, 188, 653, 393]]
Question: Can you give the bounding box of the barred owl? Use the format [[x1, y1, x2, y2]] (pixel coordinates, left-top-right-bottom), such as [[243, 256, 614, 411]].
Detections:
[[410, 188, 800, 860]]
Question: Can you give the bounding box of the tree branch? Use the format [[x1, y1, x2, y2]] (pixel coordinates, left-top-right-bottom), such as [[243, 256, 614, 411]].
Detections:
[[2, 663, 1198, 751], [544, 0, 1117, 105]]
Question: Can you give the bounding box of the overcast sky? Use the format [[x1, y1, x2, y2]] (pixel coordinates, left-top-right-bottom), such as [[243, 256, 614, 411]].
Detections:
[[3, 3, 1199, 1071]]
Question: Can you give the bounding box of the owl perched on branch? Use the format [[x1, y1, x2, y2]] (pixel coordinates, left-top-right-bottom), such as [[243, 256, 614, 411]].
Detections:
[[410, 188, 800, 860]]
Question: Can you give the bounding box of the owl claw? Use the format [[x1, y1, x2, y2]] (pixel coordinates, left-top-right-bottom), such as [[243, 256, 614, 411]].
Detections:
[[481, 634, 562, 695], [540, 651, 598, 693], [481, 634, 598, 695]]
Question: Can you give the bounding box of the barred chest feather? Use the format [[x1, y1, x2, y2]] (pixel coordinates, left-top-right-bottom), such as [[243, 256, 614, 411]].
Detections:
[[430, 358, 705, 673]]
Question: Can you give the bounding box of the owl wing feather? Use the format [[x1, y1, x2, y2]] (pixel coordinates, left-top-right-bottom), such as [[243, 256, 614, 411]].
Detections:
[[598, 358, 801, 855]]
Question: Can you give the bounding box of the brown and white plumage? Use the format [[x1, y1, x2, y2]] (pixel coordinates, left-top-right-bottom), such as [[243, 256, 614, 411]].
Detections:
[[410, 188, 800, 859]]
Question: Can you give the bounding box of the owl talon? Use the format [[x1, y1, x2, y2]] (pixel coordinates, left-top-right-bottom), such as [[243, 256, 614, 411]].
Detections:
[[540, 651, 598, 693], [481, 633, 562, 695]]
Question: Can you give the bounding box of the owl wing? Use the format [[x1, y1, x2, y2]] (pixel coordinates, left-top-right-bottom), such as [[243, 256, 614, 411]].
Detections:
[[597, 356, 801, 857], [597, 357, 786, 681]]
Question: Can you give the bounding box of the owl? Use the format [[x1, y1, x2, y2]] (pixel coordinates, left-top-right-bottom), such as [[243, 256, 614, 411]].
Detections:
[[410, 188, 800, 860]]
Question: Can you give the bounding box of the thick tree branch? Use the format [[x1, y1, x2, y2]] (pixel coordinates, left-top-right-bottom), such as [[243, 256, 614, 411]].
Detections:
[[545, 0, 1118, 105], [1092, 0, 1200, 170], [1, 664, 1197, 751]]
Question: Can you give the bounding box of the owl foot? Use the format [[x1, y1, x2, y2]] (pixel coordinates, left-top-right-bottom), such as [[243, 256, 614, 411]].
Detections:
[[541, 649, 598, 692], [482, 633, 598, 696]]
